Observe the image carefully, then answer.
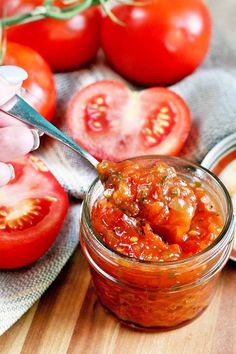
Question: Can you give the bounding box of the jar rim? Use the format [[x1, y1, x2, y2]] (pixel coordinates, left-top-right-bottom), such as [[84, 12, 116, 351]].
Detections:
[[83, 155, 234, 267]]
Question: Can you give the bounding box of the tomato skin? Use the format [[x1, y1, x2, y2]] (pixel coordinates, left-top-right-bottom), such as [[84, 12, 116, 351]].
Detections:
[[6, 1, 102, 72], [0, 155, 69, 269], [3, 42, 56, 121], [101, 0, 211, 86], [66, 80, 191, 162]]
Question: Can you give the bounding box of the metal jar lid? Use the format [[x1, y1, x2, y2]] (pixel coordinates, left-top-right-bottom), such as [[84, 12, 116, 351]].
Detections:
[[202, 133, 236, 262]]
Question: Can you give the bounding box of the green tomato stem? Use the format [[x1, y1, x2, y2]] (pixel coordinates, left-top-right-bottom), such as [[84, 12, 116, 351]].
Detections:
[[0, 0, 95, 27], [43, 0, 54, 5]]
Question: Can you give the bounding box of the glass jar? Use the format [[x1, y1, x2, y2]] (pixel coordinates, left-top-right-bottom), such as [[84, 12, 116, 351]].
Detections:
[[80, 156, 235, 329]]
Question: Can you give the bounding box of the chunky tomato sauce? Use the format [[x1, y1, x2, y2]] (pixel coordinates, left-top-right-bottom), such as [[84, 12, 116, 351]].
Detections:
[[81, 158, 230, 328], [92, 160, 223, 262]]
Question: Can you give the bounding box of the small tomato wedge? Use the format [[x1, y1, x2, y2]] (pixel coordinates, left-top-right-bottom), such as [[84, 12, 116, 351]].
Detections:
[[66, 81, 191, 161], [0, 155, 69, 269]]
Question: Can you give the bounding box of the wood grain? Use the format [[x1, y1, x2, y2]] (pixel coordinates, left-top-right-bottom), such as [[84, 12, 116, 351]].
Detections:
[[0, 247, 236, 354]]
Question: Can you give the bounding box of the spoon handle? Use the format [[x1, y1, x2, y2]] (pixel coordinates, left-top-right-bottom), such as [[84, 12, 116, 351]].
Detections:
[[1, 94, 98, 168]]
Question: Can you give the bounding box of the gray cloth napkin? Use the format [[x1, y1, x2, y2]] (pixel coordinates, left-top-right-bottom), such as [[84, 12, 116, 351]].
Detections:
[[1, 0, 236, 336]]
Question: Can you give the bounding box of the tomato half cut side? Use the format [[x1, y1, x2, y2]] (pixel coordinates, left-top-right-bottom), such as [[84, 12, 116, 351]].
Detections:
[[0, 155, 69, 269], [67, 81, 131, 161], [66, 81, 191, 161], [138, 88, 191, 156]]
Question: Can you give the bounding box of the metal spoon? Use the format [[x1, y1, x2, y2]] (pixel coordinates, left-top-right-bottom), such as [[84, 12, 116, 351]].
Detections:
[[0, 94, 98, 169]]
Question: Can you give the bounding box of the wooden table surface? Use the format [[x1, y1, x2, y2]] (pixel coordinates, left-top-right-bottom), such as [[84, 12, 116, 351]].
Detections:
[[0, 247, 236, 354]]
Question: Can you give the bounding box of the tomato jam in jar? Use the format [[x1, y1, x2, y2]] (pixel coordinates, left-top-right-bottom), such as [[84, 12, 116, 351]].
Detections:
[[81, 156, 234, 328]]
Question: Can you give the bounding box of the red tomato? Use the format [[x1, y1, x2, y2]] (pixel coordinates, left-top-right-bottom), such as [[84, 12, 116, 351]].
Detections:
[[6, 0, 102, 72], [101, 0, 211, 86], [4, 42, 56, 121], [0, 154, 69, 269], [66, 81, 191, 161]]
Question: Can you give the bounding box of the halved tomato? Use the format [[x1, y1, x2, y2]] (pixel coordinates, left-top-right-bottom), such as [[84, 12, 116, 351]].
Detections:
[[0, 155, 69, 269], [66, 81, 191, 161]]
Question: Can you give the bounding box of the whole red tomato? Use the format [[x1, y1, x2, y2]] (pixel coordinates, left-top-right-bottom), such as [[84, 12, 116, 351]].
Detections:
[[6, 0, 102, 72], [101, 0, 211, 86], [4, 42, 56, 121]]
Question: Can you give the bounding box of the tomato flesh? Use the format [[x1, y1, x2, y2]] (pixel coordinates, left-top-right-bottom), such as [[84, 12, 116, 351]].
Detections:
[[0, 155, 69, 269], [141, 102, 176, 147], [93, 159, 223, 261], [66, 81, 191, 161], [0, 198, 52, 232], [85, 94, 110, 132]]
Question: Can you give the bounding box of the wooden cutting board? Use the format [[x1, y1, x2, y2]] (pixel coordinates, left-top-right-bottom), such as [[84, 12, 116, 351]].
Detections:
[[0, 247, 236, 354]]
